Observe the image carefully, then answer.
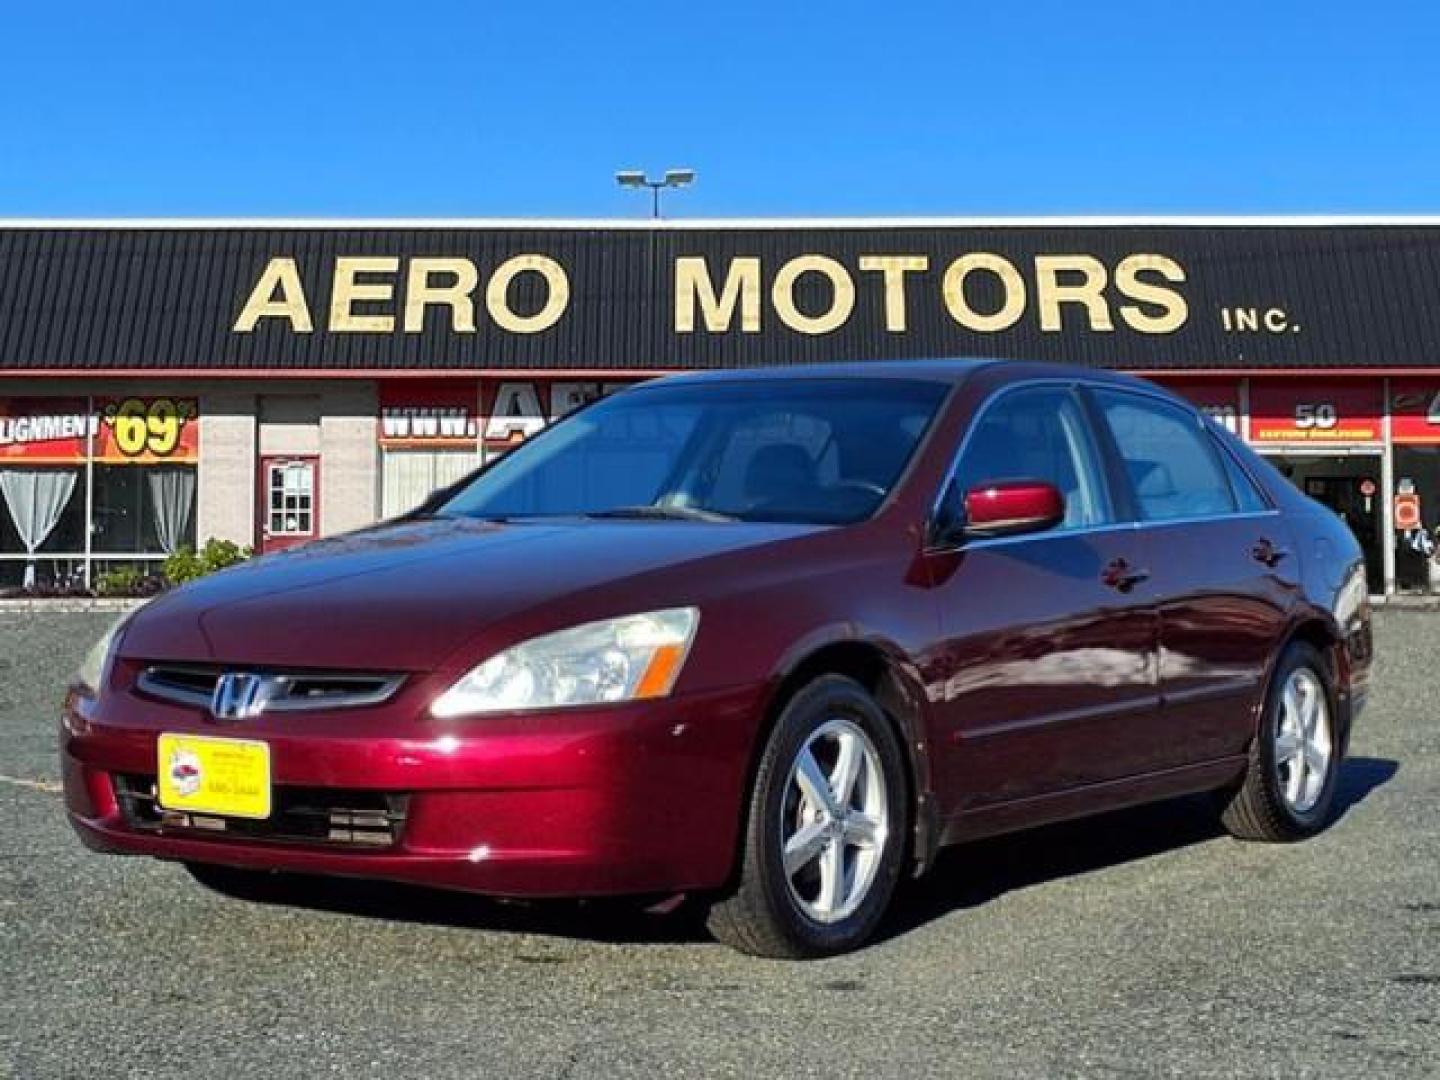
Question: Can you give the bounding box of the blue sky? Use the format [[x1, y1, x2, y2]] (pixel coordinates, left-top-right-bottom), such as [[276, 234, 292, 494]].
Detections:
[[1, 1, 1436, 217]]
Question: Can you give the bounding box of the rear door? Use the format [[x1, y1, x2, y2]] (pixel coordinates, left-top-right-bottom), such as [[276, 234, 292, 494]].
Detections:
[[1087, 388, 1296, 767], [929, 384, 1161, 811]]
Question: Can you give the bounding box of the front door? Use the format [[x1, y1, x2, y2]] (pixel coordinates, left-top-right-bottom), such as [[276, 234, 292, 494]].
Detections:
[[258, 456, 319, 553], [928, 384, 1160, 814]]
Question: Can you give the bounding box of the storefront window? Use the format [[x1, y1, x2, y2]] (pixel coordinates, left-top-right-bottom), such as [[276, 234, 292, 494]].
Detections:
[[0, 396, 199, 591], [92, 464, 198, 554], [0, 467, 85, 587]]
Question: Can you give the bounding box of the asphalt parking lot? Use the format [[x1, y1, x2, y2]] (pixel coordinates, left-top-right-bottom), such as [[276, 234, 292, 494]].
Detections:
[[1, 610, 1436, 1079]]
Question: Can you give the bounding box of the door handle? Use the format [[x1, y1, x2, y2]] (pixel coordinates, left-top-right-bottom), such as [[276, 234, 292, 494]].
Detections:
[[1251, 538, 1290, 568], [1102, 557, 1150, 593]]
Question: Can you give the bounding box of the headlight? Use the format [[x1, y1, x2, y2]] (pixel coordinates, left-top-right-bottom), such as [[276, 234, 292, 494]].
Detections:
[[75, 609, 137, 694], [431, 607, 699, 718]]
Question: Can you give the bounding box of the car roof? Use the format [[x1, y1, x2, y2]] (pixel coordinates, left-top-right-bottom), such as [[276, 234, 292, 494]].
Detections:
[[646, 358, 1162, 392]]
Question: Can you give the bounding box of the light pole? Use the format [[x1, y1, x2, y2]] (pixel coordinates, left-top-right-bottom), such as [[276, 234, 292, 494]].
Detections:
[[615, 168, 696, 218]]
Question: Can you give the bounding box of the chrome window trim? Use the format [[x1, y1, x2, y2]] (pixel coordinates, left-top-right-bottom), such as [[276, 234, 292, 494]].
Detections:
[[137, 666, 405, 714], [961, 508, 1282, 553], [927, 377, 1279, 550]]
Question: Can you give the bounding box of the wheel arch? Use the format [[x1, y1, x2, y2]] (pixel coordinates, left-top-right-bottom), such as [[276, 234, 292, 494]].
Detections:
[[752, 631, 940, 878], [1261, 612, 1353, 750]]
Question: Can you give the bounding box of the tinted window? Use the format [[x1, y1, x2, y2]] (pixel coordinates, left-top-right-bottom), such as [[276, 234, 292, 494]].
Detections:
[[1210, 433, 1270, 513], [1094, 390, 1236, 520], [953, 387, 1111, 529], [440, 379, 948, 525]]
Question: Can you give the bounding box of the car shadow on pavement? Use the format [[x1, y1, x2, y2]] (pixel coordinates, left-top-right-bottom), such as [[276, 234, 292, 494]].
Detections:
[[877, 755, 1399, 943], [195, 756, 1397, 949]]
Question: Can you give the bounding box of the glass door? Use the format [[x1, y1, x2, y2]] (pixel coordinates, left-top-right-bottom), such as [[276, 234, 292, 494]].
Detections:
[[258, 456, 319, 553]]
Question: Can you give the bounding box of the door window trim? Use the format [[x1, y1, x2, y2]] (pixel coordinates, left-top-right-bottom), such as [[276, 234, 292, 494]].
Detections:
[[929, 378, 1282, 549]]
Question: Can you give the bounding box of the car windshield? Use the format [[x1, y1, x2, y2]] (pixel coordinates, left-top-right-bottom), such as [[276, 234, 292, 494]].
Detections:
[[438, 378, 949, 525]]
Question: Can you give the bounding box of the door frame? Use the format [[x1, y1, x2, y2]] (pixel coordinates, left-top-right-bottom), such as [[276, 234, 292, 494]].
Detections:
[[256, 454, 321, 553]]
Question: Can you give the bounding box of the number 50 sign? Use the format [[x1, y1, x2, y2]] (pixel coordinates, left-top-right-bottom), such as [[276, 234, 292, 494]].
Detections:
[[97, 397, 200, 463], [1249, 381, 1382, 443]]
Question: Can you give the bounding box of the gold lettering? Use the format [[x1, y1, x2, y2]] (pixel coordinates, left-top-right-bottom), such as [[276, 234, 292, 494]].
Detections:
[[1116, 254, 1187, 334], [674, 256, 761, 333], [941, 254, 1026, 332], [772, 255, 855, 335], [486, 255, 569, 334], [403, 258, 479, 333], [330, 256, 399, 333], [1035, 255, 1112, 332], [233, 257, 313, 333], [858, 255, 928, 332]]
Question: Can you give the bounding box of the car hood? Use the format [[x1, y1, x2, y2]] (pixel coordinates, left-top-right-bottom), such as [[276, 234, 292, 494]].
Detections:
[[118, 516, 822, 671]]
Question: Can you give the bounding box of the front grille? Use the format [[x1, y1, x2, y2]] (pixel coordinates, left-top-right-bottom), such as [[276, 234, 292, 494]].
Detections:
[[136, 664, 404, 713], [114, 774, 409, 849]]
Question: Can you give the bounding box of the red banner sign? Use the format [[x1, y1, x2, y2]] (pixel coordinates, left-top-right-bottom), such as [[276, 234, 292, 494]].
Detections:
[[0, 397, 198, 463], [1248, 380, 1382, 444], [1390, 380, 1440, 444], [379, 381, 480, 448]]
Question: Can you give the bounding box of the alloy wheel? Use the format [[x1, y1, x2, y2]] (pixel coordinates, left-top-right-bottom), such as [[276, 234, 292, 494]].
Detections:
[[779, 717, 889, 924], [1273, 666, 1333, 815]]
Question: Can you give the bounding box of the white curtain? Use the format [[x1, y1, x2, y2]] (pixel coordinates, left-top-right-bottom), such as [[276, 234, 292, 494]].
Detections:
[[147, 467, 196, 554], [0, 469, 79, 588]]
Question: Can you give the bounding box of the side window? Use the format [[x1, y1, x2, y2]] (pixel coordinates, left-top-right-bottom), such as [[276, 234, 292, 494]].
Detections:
[[953, 387, 1111, 529], [1211, 433, 1270, 513], [1094, 390, 1236, 521]]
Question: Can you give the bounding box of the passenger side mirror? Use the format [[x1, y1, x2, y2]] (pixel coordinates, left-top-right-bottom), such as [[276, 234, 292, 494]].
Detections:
[[929, 478, 1066, 549], [960, 479, 1066, 540], [933, 480, 1071, 550]]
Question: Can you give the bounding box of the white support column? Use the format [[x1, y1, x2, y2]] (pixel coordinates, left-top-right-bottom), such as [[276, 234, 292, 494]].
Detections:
[[1381, 377, 1396, 597], [197, 390, 258, 548]]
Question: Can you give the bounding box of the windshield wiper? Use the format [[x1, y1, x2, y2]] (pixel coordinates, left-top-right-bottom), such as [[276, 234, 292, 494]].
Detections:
[[586, 505, 739, 523]]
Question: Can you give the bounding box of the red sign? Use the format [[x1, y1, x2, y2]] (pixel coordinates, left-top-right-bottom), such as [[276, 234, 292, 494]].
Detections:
[[0, 398, 95, 462], [1248, 380, 1382, 444], [1150, 378, 1241, 434], [0, 397, 198, 463], [96, 397, 199, 464], [1390, 380, 1440, 444], [1395, 492, 1422, 530], [379, 381, 479, 448]]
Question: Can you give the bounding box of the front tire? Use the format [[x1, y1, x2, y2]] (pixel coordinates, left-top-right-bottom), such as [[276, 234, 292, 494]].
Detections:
[[1220, 641, 1342, 841], [706, 675, 908, 959]]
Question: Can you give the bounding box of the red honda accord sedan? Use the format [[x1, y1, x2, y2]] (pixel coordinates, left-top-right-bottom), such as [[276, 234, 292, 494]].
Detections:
[[62, 361, 1373, 957]]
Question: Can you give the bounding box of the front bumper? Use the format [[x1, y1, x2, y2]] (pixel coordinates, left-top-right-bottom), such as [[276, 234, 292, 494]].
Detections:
[[61, 679, 767, 898]]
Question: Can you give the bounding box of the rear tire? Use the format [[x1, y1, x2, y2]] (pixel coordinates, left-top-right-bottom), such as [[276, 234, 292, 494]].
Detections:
[[1220, 642, 1342, 842], [706, 675, 908, 959]]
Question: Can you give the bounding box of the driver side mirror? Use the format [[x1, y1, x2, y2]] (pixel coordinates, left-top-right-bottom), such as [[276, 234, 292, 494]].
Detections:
[[931, 478, 1066, 547]]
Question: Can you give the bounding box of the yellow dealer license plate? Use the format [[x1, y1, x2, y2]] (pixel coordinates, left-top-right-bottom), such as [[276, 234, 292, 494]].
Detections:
[[157, 734, 272, 820]]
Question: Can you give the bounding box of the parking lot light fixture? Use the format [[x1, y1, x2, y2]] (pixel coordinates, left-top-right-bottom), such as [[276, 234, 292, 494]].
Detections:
[[614, 168, 696, 218]]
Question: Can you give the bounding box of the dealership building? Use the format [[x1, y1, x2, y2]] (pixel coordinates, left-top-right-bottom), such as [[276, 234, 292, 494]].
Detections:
[[3, 217, 1440, 597]]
